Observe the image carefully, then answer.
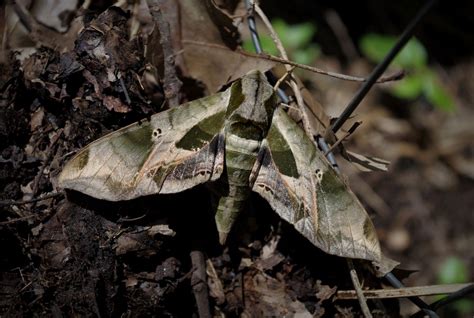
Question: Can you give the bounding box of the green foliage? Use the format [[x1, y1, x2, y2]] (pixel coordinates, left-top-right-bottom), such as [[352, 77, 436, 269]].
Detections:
[[359, 33, 455, 112], [243, 18, 320, 65], [437, 257, 468, 285], [436, 257, 473, 314]]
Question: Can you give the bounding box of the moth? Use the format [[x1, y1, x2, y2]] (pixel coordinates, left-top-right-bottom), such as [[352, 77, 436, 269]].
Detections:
[[59, 70, 381, 262]]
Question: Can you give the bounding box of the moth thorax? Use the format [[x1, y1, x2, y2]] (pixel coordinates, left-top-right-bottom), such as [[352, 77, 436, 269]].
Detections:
[[227, 91, 277, 140]]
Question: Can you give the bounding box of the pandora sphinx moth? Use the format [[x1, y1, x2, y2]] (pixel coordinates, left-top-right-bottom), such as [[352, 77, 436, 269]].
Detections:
[[59, 70, 381, 262]]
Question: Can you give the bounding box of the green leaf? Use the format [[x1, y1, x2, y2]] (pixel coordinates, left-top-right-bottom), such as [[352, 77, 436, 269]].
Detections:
[[391, 74, 424, 99], [422, 71, 456, 112], [360, 34, 427, 69], [292, 44, 320, 65], [244, 19, 318, 65], [452, 299, 474, 315], [437, 257, 469, 284], [242, 39, 255, 53], [242, 35, 278, 55], [436, 257, 473, 314], [273, 18, 316, 50]]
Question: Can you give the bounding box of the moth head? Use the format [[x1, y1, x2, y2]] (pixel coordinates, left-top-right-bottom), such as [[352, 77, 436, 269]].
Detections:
[[226, 70, 277, 139]]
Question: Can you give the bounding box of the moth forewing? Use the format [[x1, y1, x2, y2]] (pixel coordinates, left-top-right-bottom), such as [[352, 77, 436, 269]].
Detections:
[[59, 90, 230, 201]]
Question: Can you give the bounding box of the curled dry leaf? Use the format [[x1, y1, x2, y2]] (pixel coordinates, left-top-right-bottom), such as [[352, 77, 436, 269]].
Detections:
[[147, 224, 175, 237], [346, 150, 390, 172], [147, 0, 275, 93], [206, 259, 226, 305], [103, 95, 131, 113], [242, 269, 312, 318], [254, 236, 285, 270], [115, 228, 166, 256], [315, 280, 337, 304], [5, 1, 83, 51], [30, 107, 45, 131]]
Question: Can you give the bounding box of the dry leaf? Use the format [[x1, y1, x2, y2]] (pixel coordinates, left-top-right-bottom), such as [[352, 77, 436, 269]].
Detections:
[[103, 95, 131, 113], [149, 0, 275, 92], [242, 269, 312, 318], [206, 259, 226, 305], [30, 107, 45, 131]]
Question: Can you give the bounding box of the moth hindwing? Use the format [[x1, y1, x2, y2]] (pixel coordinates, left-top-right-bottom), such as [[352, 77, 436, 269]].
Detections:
[[59, 70, 382, 263]]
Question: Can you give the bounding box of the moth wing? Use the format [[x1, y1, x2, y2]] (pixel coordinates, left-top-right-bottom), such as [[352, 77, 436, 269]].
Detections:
[[251, 107, 381, 261], [59, 92, 229, 201]]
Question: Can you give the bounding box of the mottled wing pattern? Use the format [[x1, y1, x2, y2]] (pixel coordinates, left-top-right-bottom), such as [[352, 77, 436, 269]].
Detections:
[[251, 107, 381, 261], [59, 92, 229, 201]]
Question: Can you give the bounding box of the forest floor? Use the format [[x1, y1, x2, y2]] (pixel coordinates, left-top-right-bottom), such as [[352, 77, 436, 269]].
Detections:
[[1, 1, 473, 317]]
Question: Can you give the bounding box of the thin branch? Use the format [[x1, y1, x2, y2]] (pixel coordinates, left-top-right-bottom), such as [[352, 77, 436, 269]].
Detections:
[[32, 130, 62, 197], [0, 215, 36, 225], [347, 259, 373, 318], [337, 283, 474, 300], [330, 0, 438, 134], [0, 192, 62, 207], [252, 3, 313, 137], [411, 284, 474, 318], [182, 40, 404, 84], [149, 1, 182, 107], [190, 250, 211, 318], [119, 75, 131, 105], [256, 52, 405, 83], [323, 129, 352, 156], [273, 67, 294, 92], [385, 272, 438, 318]]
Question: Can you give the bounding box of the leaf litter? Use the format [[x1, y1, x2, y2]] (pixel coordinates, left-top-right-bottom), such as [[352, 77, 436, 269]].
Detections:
[[1, 0, 472, 317]]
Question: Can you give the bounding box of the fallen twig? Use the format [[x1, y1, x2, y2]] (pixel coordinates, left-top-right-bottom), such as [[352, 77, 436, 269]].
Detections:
[[272, 67, 294, 92], [149, 1, 182, 107], [0, 192, 62, 207], [190, 250, 211, 318], [0, 215, 36, 225], [337, 283, 474, 300], [347, 259, 373, 318], [119, 75, 132, 104], [31, 130, 62, 197], [411, 284, 474, 318]]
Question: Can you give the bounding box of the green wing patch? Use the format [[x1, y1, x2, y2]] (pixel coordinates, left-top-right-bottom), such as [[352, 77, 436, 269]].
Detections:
[[176, 110, 226, 150], [266, 121, 299, 178]]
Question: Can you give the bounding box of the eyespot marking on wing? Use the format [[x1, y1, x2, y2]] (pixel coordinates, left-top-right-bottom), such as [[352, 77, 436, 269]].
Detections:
[[315, 168, 323, 183], [257, 183, 274, 195], [152, 128, 162, 140]]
